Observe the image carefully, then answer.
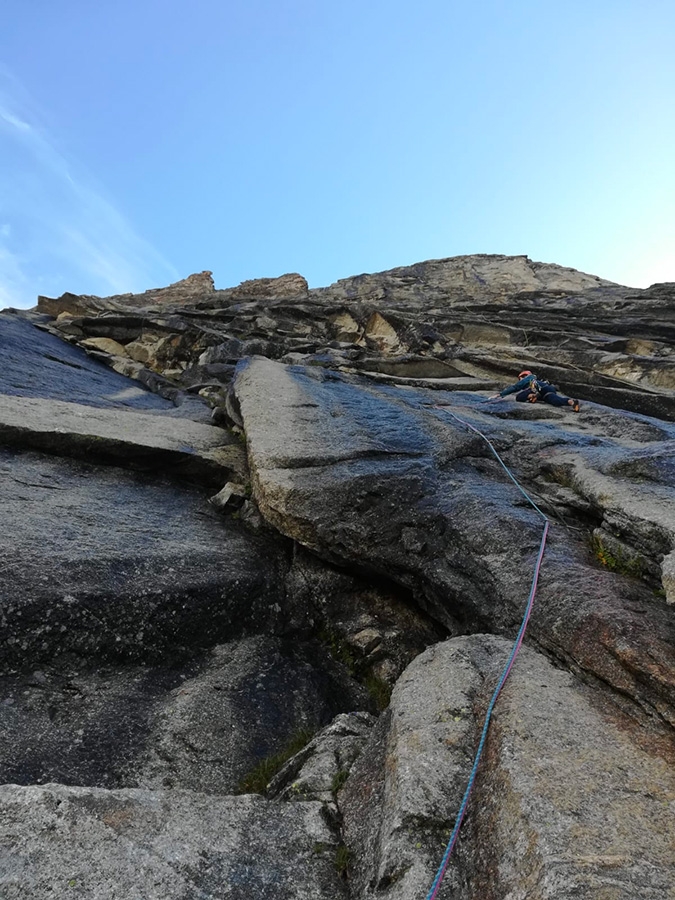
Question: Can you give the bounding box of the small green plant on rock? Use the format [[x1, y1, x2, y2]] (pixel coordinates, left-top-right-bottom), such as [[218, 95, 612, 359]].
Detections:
[[318, 627, 394, 711], [543, 463, 576, 489], [287, 780, 313, 799], [335, 843, 351, 878], [590, 534, 644, 578], [237, 726, 316, 795], [364, 673, 392, 712], [318, 628, 357, 676], [312, 841, 330, 856], [331, 767, 350, 796]]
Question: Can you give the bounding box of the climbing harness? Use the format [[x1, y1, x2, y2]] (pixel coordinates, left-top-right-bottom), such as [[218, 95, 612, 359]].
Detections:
[[425, 405, 550, 900]]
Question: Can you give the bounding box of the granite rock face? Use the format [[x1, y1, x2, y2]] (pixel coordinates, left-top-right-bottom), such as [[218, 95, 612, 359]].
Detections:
[[0, 785, 347, 900], [234, 357, 675, 725], [33, 255, 675, 420], [267, 710, 377, 805], [0, 448, 284, 668], [0, 311, 183, 412], [36, 270, 217, 317], [135, 636, 370, 795], [342, 635, 675, 900], [0, 393, 246, 482], [2, 254, 675, 898]]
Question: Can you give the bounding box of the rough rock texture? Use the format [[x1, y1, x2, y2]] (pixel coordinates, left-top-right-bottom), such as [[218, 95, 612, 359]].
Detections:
[[37, 270, 217, 317], [136, 636, 370, 794], [0, 311, 183, 412], [234, 357, 675, 725], [342, 635, 675, 899], [283, 546, 445, 686], [268, 711, 377, 804], [0, 785, 347, 899], [0, 658, 190, 788], [3, 253, 675, 898], [328, 252, 617, 294], [218, 272, 309, 302], [663, 550, 675, 605], [0, 636, 368, 793], [0, 448, 285, 668], [0, 393, 245, 482], [32, 255, 675, 420]]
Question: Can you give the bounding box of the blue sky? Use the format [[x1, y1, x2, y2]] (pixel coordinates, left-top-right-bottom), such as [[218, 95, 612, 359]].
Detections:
[[1, 0, 674, 308]]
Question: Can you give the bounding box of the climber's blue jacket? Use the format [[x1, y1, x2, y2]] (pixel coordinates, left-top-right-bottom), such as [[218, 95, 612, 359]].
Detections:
[[499, 374, 537, 398]]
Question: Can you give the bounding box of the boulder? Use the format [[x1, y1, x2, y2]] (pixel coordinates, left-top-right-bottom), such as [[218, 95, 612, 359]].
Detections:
[[124, 337, 165, 364], [80, 337, 129, 356], [331, 311, 362, 343], [209, 481, 248, 511], [341, 635, 675, 899], [364, 312, 401, 353], [662, 550, 675, 605]]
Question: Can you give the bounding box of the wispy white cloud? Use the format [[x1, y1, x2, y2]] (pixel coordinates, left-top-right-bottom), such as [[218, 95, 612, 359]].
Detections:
[[0, 109, 31, 131], [0, 67, 178, 309]]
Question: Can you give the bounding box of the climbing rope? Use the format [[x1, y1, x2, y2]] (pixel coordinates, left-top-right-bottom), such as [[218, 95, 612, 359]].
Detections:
[[425, 405, 549, 900]]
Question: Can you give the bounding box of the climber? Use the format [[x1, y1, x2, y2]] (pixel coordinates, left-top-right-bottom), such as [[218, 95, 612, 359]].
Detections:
[[488, 370, 580, 411]]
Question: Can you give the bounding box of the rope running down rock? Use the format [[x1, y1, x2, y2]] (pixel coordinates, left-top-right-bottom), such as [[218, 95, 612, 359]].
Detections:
[[425, 405, 550, 900]]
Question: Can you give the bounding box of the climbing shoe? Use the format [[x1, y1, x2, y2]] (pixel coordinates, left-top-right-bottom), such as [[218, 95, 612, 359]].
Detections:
[[571, 399, 580, 412]]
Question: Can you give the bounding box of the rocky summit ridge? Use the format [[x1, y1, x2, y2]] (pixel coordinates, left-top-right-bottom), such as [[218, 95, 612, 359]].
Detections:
[[1, 254, 675, 898]]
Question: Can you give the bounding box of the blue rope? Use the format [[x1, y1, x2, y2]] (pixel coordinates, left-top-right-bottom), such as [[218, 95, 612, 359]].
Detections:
[[425, 407, 549, 900]]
